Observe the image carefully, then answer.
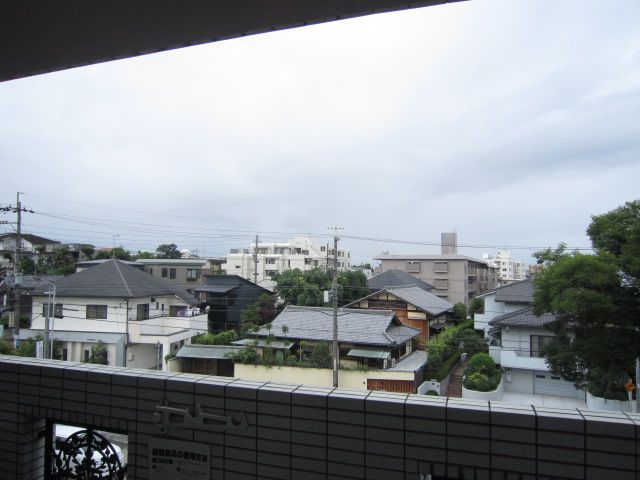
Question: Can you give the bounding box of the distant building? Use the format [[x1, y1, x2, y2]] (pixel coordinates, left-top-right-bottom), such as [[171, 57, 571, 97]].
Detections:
[[374, 233, 497, 305], [225, 236, 350, 284], [0, 233, 60, 254], [134, 258, 208, 291], [482, 249, 527, 285]]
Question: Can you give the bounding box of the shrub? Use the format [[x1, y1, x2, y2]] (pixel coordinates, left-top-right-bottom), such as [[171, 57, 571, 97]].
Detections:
[[310, 341, 332, 369], [587, 366, 629, 401], [463, 352, 501, 392], [426, 390, 439, 396], [192, 330, 237, 345]]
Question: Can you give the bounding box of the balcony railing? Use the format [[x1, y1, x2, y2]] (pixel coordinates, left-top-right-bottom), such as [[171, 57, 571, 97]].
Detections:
[[0, 356, 637, 480]]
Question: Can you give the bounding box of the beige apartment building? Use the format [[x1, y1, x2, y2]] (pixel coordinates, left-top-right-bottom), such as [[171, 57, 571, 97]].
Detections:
[[374, 233, 498, 305]]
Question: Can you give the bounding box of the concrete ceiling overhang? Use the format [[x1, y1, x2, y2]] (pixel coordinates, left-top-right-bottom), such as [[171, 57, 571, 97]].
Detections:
[[1, 0, 464, 82]]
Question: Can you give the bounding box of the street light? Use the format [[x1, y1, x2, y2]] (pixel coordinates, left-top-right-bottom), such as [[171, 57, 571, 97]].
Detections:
[[34, 277, 57, 359]]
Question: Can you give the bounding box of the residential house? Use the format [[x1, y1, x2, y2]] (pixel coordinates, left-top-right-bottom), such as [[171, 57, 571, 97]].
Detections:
[[476, 279, 584, 399], [172, 343, 243, 376], [0, 233, 60, 254], [346, 285, 453, 342], [0, 275, 63, 326], [192, 274, 272, 332], [225, 236, 350, 285], [134, 258, 208, 291], [21, 259, 206, 370], [233, 305, 427, 393]]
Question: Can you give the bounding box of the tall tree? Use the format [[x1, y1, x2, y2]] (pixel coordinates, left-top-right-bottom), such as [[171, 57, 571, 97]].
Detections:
[[95, 247, 132, 261], [533, 200, 640, 399], [156, 243, 181, 259], [274, 268, 369, 307]]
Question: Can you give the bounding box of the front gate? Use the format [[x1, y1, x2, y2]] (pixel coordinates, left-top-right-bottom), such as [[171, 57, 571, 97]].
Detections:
[[48, 423, 126, 479]]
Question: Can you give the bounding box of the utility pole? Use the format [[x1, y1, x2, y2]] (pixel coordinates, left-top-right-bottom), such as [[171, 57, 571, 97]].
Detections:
[[329, 226, 343, 388], [13, 192, 23, 348], [253, 233, 259, 284]]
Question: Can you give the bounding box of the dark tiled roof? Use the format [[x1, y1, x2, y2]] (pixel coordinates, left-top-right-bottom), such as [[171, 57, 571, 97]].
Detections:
[[384, 286, 453, 316], [494, 279, 534, 304], [348, 285, 453, 317], [254, 306, 420, 347], [488, 307, 557, 328], [368, 269, 434, 291], [31, 259, 197, 302]]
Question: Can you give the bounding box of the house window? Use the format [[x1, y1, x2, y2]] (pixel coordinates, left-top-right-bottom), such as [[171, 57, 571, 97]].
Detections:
[[530, 335, 553, 358], [406, 261, 420, 273], [434, 279, 448, 290], [136, 304, 150, 320], [434, 262, 448, 273], [169, 268, 176, 279], [186, 269, 200, 281], [86, 305, 107, 319], [161, 268, 168, 278], [266, 258, 276, 264], [43, 303, 63, 318]]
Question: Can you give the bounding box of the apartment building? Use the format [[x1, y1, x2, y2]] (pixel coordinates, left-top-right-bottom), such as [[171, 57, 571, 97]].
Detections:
[[225, 236, 350, 283], [483, 249, 527, 285], [374, 233, 497, 305]]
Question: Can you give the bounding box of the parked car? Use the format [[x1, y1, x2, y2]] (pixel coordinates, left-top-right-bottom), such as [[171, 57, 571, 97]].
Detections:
[[53, 424, 127, 479]]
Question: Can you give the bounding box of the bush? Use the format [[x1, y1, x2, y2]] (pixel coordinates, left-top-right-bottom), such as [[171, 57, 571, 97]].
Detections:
[[457, 329, 488, 356], [227, 346, 259, 365], [587, 366, 629, 401], [463, 352, 501, 392], [310, 341, 332, 369], [426, 390, 439, 396], [192, 330, 237, 345]]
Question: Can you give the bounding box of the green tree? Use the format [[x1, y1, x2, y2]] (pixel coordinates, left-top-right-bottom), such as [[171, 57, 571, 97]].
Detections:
[[20, 256, 36, 274], [533, 200, 640, 399], [95, 247, 132, 261], [37, 247, 76, 275], [310, 341, 332, 368], [469, 298, 485, 317], [239, 294, 276, 334], [135, 250, 156, 259], [80, 245, 95, 259], [452, 302, 467, 320], [274, 268, 369, 306], [156, 243, 181, 259], [87, 341, 108, 364], [192, 330, 237, 345]]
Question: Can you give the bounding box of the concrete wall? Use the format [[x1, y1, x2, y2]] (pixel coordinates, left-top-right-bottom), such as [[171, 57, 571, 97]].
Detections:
[[504, 368, 535, 394], [234, 364, 415, 391], [2, 355, 640, 480]]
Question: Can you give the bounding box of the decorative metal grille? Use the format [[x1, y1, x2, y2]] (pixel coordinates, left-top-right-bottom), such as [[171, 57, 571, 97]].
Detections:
[[52, 428, 126, 479]]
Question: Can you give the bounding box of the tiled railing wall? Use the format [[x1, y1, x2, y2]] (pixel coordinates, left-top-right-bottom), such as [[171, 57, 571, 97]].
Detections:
[[0, 355, 638, 480]]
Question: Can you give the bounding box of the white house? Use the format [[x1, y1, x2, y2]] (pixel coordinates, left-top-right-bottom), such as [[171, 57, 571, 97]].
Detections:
[[21, 259, 207, 370], [476, 280, 584, 399], [225, 236, 350, 284]]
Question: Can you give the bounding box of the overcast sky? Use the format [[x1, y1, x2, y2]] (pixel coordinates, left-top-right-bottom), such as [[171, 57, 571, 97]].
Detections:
[[1, 0, 639, 265]]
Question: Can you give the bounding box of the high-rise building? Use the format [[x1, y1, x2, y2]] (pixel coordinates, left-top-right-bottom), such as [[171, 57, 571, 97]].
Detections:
[[482, 249, 527, 285]]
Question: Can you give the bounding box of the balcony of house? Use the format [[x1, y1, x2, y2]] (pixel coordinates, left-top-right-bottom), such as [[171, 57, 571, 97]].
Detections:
[[1, 355, 638, 480], [489, 343, 549, 371], [128, 312, 208, 344]]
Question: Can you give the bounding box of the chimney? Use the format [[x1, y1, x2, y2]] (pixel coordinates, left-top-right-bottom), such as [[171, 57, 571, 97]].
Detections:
[[441, 232, 457, 255]]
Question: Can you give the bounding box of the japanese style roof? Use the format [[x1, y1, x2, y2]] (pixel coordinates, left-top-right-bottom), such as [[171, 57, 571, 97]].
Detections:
[[253, 306, 421, 347], [488, 307, 557, 328], [348, 285, 453, 317], [31, 259, 197, 303], [493, 279, 534, 304], [193, 285, 235, 294], [368, 269, 434, 291]]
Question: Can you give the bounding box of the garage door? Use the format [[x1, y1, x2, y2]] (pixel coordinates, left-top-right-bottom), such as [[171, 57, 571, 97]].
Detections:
[[533, 371, 582, 398]]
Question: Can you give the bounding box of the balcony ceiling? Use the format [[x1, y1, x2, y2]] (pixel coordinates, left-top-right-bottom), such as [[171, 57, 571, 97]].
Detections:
[[1, 0, 463, 83]]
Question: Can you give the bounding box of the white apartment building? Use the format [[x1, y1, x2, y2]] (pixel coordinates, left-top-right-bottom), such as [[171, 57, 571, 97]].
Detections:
[[483, 249, 526, 285], [225, 237, 350, 283]]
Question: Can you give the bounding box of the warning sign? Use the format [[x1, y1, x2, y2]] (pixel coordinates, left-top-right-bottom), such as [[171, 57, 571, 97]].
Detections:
[[149, 439, 210, 480]]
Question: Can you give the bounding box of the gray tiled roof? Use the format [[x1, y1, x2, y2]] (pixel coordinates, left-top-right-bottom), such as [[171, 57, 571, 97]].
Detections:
[[488, 307, 557, 328], [254, 306, 420, 347], [494, 279, 534, 304], [384, 286, 454, 316], [368, 269, 434, 291], [31, 259, 197, 303]]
